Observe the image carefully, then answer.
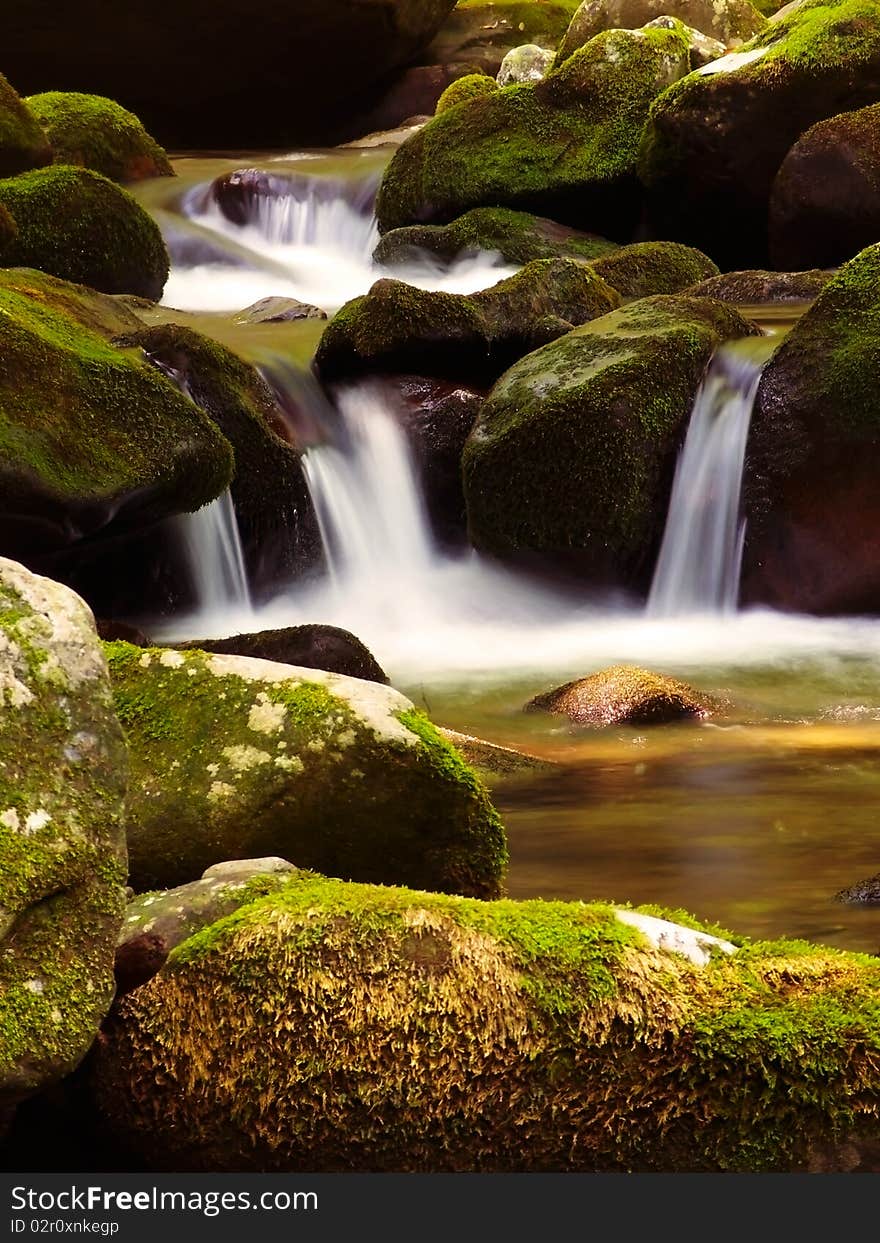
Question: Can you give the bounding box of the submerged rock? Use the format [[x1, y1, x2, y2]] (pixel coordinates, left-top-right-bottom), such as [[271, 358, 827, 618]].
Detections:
[[526, 664, 713, 724], [555, 0, 765, 61], [374, 206, 617, 267], [437, 728, 555, 775], [769, 103, 880, 270], [835, 875, 880, 905], [463, 295, 757, 586], [92, 872, 880, 1171], [232, 296, 327, 324], [176, 625, 388, 685], [687, 269, 834, 303], [742, 243, 880, 613], [115, 858, 297, 994], [25, 92, 173, 183], [0, 559, 127, 1105], [590, 240, 718, 299], [0, 164, 169, 298], [0, 269, 233, 566], [106, 642, 506, 897], [315, 260, 621, 385], [376, 21, 691, 237], [639, 0, 880, 268], [0, 72, 51, 177]]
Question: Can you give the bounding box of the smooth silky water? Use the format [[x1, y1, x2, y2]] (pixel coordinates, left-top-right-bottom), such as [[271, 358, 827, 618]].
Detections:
[[137, 152, 880, 956]]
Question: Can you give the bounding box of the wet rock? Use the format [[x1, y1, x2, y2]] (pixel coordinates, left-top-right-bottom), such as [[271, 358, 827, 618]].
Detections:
[[0, 559, 127, 1105], [115, 859, 297, 994], [176, 625, 388, 685], [835, 875, 880, 905], [497, 45, 555, 84], [526, 664, 713, 724], [742, 243, 880, 613], [95, 620, 150, 647], [233, 297, 327, 324], [555, 0, 765, 61], [687, 269, 834, 303], [376, 21, 691, 237], [207, 167, 379, 231], [0, 165, 169, 299], [25, 92, 173, 183], [92, 872, 880, 1172], [437, 728, 555, 776], [315, 259, 621, 386], [769, 103, 880, 270], [0, 72, 51, 177], [4, 0, 460, 149], [590, 240, 718, 299], [639, 0, 880, 268], [463, 295, 758, 586], [106, 642, 506, 897], [374, 206, 617, 267]]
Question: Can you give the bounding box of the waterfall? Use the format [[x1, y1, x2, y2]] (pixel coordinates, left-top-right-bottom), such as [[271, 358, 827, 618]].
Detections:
[[647, 340, 773, 617], [174, 489, 252, 615]]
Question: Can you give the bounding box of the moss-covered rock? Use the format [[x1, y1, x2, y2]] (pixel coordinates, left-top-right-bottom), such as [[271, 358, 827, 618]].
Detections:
[[526, 664, 713, 724], [639, 0, 880, 267], [435, 73, 500, 114], [111, 324, 322, 591], [0, 268, 233, 563], [175, 625, 388, 685], [769, 103, 880, 270], [316, 259, 622, 384], [0, 165, 169, 299], [26, 92, 173, 183], [0, 559, 127, 1105], [496, 44, 556, 84], [106, 642, 507, 898], [463, 295, 758, 585], [0, 73, 51, 179], [376, 22, 692, 237], [374, 206, 618, 267], [742, 243, 880, 613], [556, 0, 765, 62], [92, 872, 880, 1171], [0, 203, 17, 257], [687, 268, 834, 303], [590, 240, 718, 299]]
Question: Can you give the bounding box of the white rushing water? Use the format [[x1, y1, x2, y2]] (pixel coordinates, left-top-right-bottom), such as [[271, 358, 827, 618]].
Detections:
[[160, 166, 517, 313], [174, 489, 252, 616], [648, 341, 773, 617]]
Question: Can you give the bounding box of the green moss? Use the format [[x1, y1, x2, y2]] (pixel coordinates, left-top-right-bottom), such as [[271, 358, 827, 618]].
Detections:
[[0, 164, 169, 299], [0, 273, 233, 514], [590, 241, 719, 299], [376, 23, 690, 234], [436, 74, 499, 115], [26, 92, 173, 183]]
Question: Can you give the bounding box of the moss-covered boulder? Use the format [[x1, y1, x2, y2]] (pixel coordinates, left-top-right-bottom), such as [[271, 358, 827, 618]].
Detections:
[[315, 259, 622, 385], [0, 559, 127, 1106], [0, 268, 234, 569], [0, 203, 17, 257], [497, 44, 556, 84], [374, 206, 618, 267], [435, 73, 500, 114], [111, 324, 322, 592], [92, 872, 880, 1171], [556, 0, 765, 62], [590, 240, 718, 299], [4, 0, 459, 149], [463, 295, 757, 584], [687, 268, 834, 303], [115, 858, 297, 995], [0, 73, 51, 179], [526, 664, 713, 724], [0, 165, 169, 299], [26, 92, 173, 183], [769, 103, 880, 270], [742, 243, 880, 613], [176, 625, 388, 685], [639, 0, 880, 268], [106, 642, 507, 898], [376, 22, 692, 237]]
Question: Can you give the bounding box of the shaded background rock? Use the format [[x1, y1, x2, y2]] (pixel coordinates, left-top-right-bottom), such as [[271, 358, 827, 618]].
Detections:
[[175, 625, 388, 685]]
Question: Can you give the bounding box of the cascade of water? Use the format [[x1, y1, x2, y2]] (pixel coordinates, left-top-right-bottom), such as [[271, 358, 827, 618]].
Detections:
[[647, 340, 774, 618], [174, 489, 253, 615]]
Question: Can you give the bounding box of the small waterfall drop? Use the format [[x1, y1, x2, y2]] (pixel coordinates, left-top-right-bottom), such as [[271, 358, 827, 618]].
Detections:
[[174, 489, 252, 615], [648, 340, 774, 617]]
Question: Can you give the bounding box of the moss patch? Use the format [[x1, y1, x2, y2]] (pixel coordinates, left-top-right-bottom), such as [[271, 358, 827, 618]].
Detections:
[[436, 74, 499, 114]]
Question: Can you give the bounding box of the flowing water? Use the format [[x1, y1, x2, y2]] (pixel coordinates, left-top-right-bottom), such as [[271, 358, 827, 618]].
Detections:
[[173, 489, 252, 616], [137, 152, 880, 956]]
